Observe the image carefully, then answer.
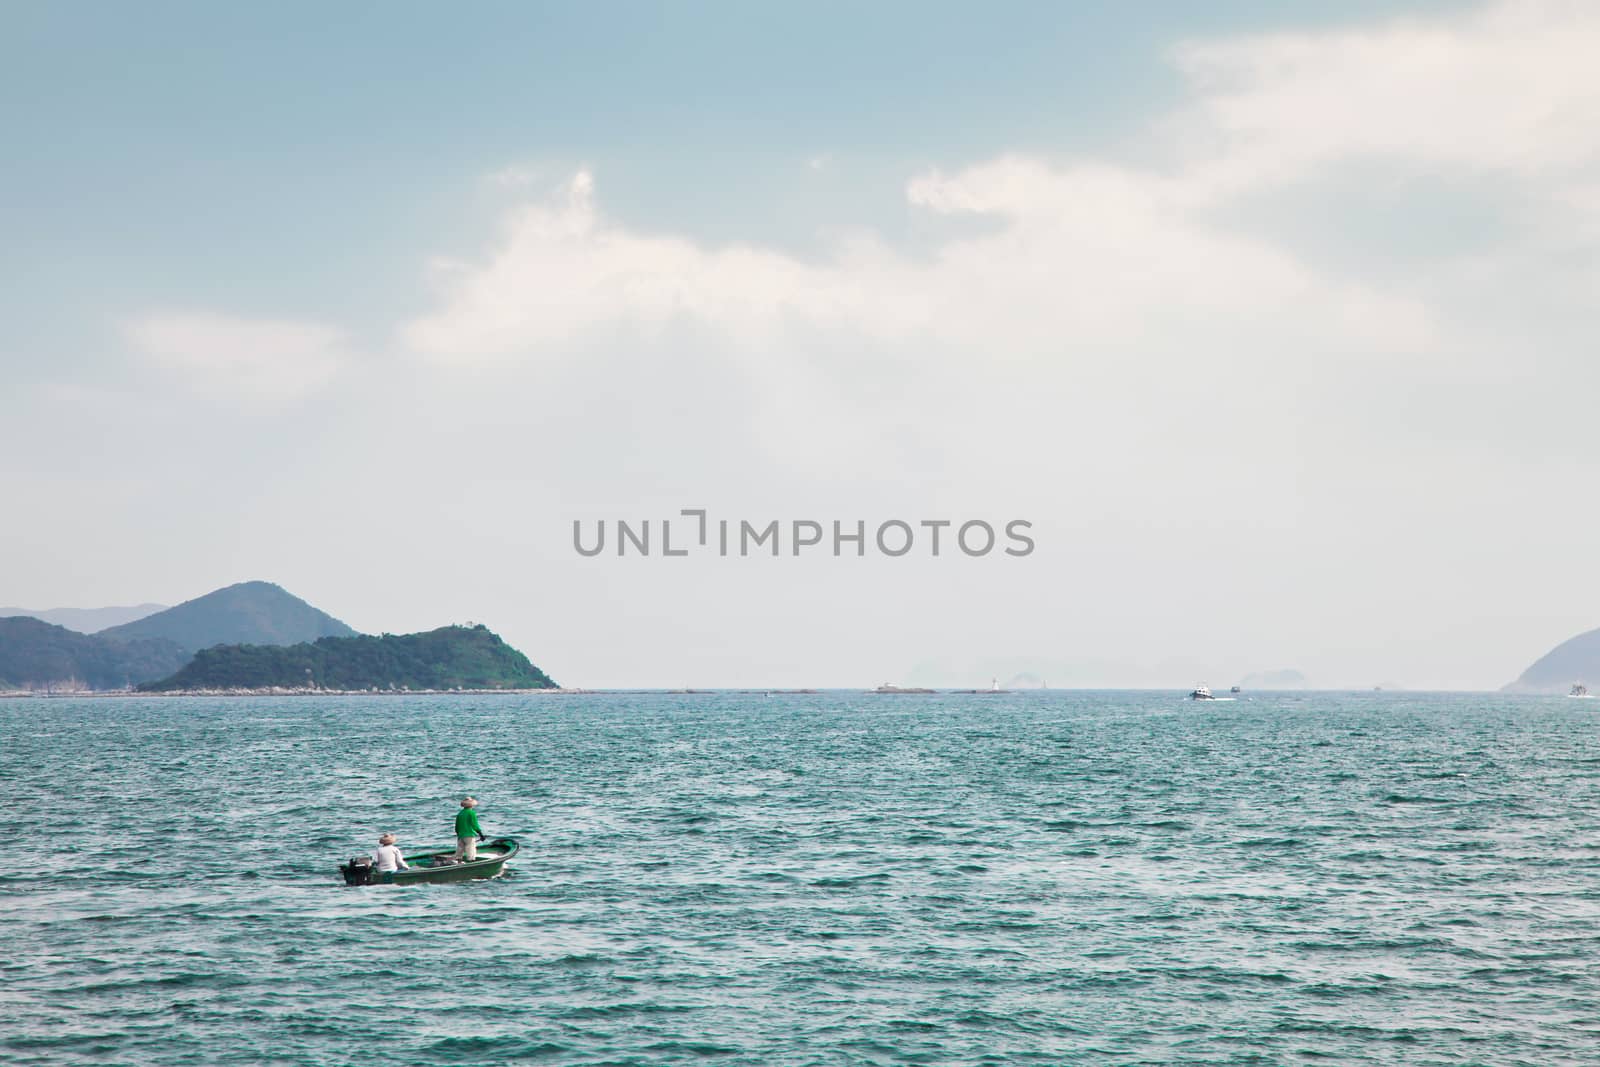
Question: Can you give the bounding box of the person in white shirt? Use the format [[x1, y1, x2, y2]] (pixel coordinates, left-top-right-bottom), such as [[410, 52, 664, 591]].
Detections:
[[373, 833, 409, 873]]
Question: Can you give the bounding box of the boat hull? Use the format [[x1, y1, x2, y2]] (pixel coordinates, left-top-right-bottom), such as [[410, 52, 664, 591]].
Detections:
[[340, 836, 519, 886]]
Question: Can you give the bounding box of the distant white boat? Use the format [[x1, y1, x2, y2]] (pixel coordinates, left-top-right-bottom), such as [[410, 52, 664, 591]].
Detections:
[[1569, 682, 1591, 698], [1189, 686, 1215, 700]]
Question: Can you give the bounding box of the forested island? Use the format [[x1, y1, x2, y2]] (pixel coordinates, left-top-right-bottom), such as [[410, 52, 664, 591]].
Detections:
[[0, 616, 190, 691], [137, 624, 558, 692]]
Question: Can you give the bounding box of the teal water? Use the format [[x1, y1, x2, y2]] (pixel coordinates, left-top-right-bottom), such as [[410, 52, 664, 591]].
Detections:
[[3, 691, 1599, 1065]]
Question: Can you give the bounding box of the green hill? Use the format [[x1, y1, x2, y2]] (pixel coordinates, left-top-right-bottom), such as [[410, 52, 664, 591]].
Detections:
[[0, 616, 190, 690], [100, 580, 356, 653], [138, 624, 557, 692]]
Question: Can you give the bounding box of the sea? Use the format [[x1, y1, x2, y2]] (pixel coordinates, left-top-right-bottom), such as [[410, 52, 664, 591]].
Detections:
[[3, 690, 1599, 1065]]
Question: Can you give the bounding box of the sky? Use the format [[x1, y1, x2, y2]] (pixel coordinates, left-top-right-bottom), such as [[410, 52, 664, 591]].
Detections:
[[3, 0, 1597, 690]]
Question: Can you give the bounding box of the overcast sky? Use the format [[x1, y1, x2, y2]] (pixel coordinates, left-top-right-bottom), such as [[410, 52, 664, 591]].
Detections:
[[3, 1, 1596, 689]]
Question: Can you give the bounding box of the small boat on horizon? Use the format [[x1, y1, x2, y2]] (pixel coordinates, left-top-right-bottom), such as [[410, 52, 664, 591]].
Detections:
[[1569, 682, 1591, 698], [340, 836, 519, 885], [1189, 686, 1215, 700]]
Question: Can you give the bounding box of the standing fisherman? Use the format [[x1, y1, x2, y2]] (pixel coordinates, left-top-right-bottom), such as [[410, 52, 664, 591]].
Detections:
[[455, 797, 484, 860]]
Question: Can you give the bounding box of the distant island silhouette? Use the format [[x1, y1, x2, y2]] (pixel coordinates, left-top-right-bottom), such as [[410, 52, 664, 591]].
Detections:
[[1503, 626, 1600, 694], [0, 602, 166, 633]]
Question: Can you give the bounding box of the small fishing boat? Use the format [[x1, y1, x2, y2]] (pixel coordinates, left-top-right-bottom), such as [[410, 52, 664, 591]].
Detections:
[[1569, 682, 1591, 698], [1189, 686, 1215, 700], [339, 836, 519, 886]]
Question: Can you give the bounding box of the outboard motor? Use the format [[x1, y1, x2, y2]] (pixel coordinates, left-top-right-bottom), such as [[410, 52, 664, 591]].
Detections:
[[340, 855, 375, 886]]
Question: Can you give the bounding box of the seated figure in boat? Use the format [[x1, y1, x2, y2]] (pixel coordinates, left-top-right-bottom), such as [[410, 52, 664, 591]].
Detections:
[[373, 833, 410, 874]]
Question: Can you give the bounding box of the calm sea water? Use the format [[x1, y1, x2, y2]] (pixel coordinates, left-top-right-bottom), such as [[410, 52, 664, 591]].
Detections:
[[3, 691, 1599, 1065]]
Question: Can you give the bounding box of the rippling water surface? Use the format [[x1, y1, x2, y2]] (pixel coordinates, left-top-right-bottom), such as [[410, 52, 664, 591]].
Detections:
[[4, 691, 1600, 1065]]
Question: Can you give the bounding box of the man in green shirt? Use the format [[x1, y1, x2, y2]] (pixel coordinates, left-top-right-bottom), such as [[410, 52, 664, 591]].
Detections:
[[455, 797, 484, 860]]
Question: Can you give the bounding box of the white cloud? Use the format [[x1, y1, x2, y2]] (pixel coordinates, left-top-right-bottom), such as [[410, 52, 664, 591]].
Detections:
[[403, 169, 883, 358], [125, 312, 350, 403], [402, 156, 1433, 370], [1167, 0, 1600, 198], [402, 0, 1597, 375]]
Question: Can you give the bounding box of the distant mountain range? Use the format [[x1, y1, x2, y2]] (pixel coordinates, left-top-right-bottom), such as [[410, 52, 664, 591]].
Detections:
[[98, 581, 355, 653], [0, 603, 166, 634], [1, 581, 356, 691], [0, 580, 554, 694], [1503, 626, 1600, 693]]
